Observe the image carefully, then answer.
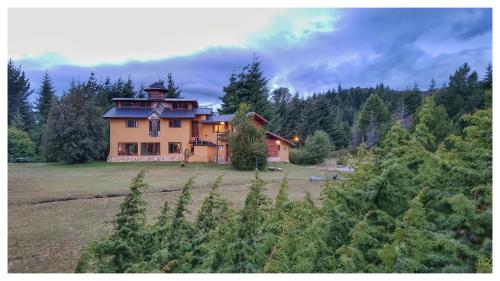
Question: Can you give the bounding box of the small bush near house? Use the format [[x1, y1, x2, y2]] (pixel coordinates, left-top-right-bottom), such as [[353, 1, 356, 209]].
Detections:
[[228, 103, 268, 170], [8, 127, 36, 162], [290, 130, 332, 165]]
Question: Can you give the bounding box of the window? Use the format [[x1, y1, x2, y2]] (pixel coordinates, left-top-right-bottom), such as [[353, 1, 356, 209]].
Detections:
[[121, 101, 149, 107], [278, 145, 281, 151], [168, 142, 182, 154], [149, 119, 160, 137], [169, 120, 182, 128], [125, 119, 138, 128], [118, 143, 138, 156], [141, 143, 160, 156], [172, 102, 189, 109], [213, 123, 225, 133], [218, 145, 224, 151], [191, 121, 199, 138]]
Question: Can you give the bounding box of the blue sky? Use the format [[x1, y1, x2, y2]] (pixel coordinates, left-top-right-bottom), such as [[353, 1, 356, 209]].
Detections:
[[9, 8, 492, 105]]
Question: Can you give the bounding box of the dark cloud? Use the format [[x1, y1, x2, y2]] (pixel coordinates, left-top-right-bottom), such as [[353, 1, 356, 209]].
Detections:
[[16, 8, 492, 105]]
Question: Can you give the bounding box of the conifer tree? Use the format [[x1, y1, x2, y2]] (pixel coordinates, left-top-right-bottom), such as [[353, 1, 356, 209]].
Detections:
[[42, 82, 106, 163], [76, 170, 149, 272], [166, 73, 182, 98], [8, 60, 35, 132], [228, 103, 268, 170], [219, 57, 274, 120], [232, 173, 271, 272], [353, 93, 391, 147], [36, 71, 56, 124]]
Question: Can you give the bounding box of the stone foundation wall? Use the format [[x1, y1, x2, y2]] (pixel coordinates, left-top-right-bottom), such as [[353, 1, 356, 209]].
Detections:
[[267, 157, 282, 162], [107, 155, 185, 162]]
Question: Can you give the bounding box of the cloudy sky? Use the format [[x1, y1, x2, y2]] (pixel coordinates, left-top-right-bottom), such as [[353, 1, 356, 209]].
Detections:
[[9, 8, 492, 105]]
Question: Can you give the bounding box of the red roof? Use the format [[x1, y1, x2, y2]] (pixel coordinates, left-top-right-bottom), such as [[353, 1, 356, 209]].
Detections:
[[265, 131, 294, 145]]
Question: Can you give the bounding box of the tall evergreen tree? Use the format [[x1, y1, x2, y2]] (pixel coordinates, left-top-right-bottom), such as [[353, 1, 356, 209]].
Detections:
[[8, 60, 34, 131], [270, 87, 292, 135], [352, 93, 391, 147], [166, 73, 182, 98], [219, 57, 274, 120], [36, 71, 56, 125], [42, 82, 106, 163], [436, 63, 483, 119]]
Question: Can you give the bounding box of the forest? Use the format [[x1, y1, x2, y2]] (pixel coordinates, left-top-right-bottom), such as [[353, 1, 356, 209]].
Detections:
[[7, 59, 492, 272]]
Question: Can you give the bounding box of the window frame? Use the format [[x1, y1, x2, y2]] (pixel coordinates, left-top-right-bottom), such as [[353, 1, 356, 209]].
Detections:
[[168, 142, 182, 154], [118, 142, 138, 156], [169, 119, 182, 128], [125, 119, 138, 128], [141, 143, 160, 156]]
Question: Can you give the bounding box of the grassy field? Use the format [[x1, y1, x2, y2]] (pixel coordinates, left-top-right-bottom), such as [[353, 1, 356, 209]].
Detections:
[[8, 161, 332, 273]]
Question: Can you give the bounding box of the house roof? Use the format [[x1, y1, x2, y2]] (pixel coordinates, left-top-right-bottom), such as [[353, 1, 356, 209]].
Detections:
[[201, 114, 235, 123], [247, 112, 269, 125], [201, 112, 269, 124], [103, 107, 153, 118], [103, 107, 212, 119], [265, 131, 295, 145]]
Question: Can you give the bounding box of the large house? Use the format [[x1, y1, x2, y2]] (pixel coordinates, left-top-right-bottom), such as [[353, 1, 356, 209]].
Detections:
[[103, 82, 294, 163]]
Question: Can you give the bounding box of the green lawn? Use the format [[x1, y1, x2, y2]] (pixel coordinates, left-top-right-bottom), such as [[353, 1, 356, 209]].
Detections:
[[8, 161, 330, 273]]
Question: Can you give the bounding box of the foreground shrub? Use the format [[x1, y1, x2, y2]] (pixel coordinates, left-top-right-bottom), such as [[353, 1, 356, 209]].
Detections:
[[78, 109, 491, 272]]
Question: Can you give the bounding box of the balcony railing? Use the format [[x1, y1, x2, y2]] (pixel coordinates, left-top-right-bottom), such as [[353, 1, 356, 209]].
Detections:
[[149, 131, 160, 137]]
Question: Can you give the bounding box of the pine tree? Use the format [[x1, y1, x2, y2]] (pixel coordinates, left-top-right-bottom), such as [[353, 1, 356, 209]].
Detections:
[[270, 87, 291, 135], [136, 83, 146, 98], [76, 170, 149, 272], [232, 172, 271, 272], [166, 73, 182, 98], [354, 93, 391, 147], [42, 82, 106, 163], [219, 57, 274, 120], [36, 71, 56, 124], [436, 63, 483, 119], [228, 103, 268, 170], [8, 60, 35, 132], [404, 82, 422, 114]]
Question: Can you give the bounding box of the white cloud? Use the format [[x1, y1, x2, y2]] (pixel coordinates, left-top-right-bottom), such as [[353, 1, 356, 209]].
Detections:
[[8, 8, 336, 67]]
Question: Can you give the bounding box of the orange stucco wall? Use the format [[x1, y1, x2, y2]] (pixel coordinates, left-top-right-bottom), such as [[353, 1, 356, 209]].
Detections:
[[109, 118, 192, 160], [107, 112, 287, 163]]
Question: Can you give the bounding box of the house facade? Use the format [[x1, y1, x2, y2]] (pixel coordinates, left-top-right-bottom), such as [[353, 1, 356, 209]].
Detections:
[[103, 82, 293, 163]]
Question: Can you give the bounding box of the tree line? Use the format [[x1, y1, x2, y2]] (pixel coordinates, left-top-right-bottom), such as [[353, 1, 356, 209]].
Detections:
[[7, 58, 491, 165]]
